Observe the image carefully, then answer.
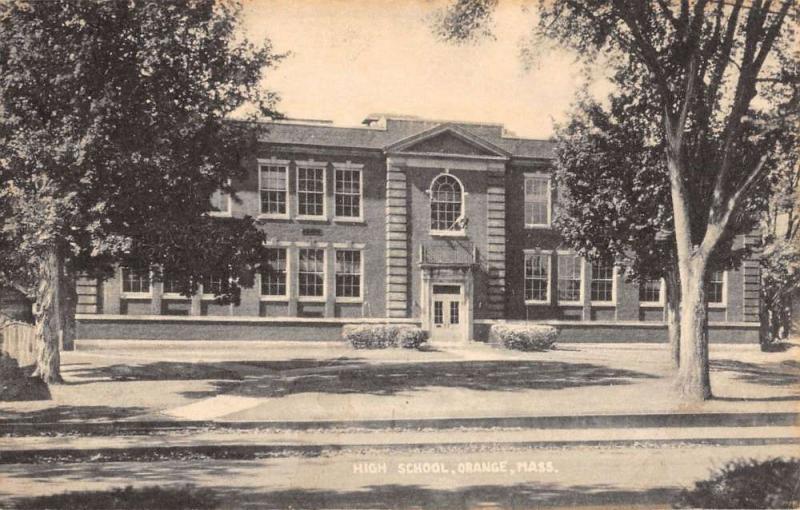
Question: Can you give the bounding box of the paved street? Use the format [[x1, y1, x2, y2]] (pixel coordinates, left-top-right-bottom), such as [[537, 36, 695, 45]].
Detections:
[[1, 441, 797, 509]]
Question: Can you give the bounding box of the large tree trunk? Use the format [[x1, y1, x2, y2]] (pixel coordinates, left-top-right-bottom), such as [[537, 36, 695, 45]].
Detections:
[[665, 267, 681, 369], [675, 257, 712, 401], [31, 248, 64, 384]]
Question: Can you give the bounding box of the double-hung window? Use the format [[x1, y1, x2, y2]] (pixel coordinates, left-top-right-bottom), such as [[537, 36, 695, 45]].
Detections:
[[591, 261, 615, 304], [639, 279, 664, 306], [202, 274, 229, 297], [259, 162, 289, 217], [121, 268, 150, 296], [524, 252, 550, 303], [524, 174, 551, 227], [334, 163, 362, 220], [557, 254, 582, 304], [297, 163, 326, 219], [707, 270, 726, 307], [162, 274, 186, 297], [298, 248, 325, 298], [260, 248, 287, 298], [335, 249, 362, 300]]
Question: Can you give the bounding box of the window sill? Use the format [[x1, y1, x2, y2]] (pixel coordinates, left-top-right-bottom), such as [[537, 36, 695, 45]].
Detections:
[[208, 212, 232, 218], [525, 300, 550, 305], [162, 294, 190, 300], [257, 214, 291, 221], [639, 302, 665, 308], [298, 296, 326, 303], [524, 224, 552, 229], [430, 231, 467, 238], [591, 301, 616, 307], [260, 296, 289, 302], [557, 302, 583, 307], [336, 298, 363, 304], [708, 303, 727, 309], [201, 295, 227, 301], [333, 217, 365, 224], [295, 216, 329, 223], [121, 293, 152, 300]]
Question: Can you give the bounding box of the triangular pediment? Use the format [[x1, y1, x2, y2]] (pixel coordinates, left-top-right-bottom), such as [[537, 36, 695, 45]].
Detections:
[[385, 124, 509, 158]]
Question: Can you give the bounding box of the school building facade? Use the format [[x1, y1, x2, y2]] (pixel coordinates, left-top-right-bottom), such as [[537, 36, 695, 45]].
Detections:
[[76, 115, 761, 343]]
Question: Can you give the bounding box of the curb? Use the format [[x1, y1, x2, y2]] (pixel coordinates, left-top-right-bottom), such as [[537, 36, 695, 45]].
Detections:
[[1, 436, 797, 465], [1, 411, 798, 436]]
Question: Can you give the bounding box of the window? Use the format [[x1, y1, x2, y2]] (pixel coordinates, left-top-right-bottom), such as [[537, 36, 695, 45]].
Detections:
[[430, 174, 464, 232], [209, 187, 231, 216], [260, 248, 287, 297], [450, 301, 460, 324], [707, 270, 726, 306], [162, 274, 185, 296], [298, 248, 325, 298], [434, 301, 443, 325], [259, 163, 288, 216], [334, 164, 362, 220], [121, 268, 150, 295], [524, 252, 550, 303], [557, 254, 582, 303], [297, 164, 326, 218], [335, 249, 362, 299], [591, 261, 615, 303], [202, 274, 229, 296], [524, 174, 551, 227], [639, 279, 664, 306]]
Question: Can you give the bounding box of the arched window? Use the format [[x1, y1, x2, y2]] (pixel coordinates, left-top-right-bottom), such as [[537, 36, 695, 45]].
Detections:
[[430, 174, 464, 232]]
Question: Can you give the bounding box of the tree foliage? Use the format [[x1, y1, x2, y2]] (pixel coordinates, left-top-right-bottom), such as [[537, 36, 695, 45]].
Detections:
[[0, 0, 281, 381]]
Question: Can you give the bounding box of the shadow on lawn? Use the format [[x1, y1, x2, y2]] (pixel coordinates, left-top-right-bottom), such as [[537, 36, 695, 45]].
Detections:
[[0, 404, 150, 423], [6, 482, 680, 510], [711, 359, 800, 387], [64, 358, 656, 398]]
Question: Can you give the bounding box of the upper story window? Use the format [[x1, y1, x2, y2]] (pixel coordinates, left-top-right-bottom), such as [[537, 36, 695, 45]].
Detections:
[[557, 254, 582, 304], [335, 249, 362, 300], [298, 248, 325, 298], [524, 251, 550, 304], [296, 163, 326, 219], [430, 174, 464, 233], [121, 267, 150, 296], [524, 174, 551, 227], [209, 184, 231, 217], [639, 279, 664, 306], [334, 163, 363, 220], [707, 270, 726, 307], [259, 162, 289, 217], [591, 261, 615, 304], [260, 247, 287, 298]]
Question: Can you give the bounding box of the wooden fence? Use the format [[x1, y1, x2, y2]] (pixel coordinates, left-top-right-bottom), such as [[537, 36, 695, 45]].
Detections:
[[0, 320, 36, 368]]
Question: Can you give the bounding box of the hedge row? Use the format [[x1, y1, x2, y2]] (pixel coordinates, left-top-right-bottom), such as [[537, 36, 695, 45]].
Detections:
[[489, 324, 558, 351], [342, 324, 428, 349]]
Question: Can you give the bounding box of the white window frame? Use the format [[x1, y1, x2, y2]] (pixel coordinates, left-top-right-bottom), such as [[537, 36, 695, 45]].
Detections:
[[707, 270, 728, 308], [333, 161, 364, 222], [524, 172, 552, 228], [429, 172, 467, 237], [208, 178, 232, 217], [524, 250, 551, 305], [639, 278, 666, 308], [259, 247, 290, 301], [120, 267, 152, 298], [295, 160, 327, 221], [590, 261, 617, 306], [201, 274, 233, 300], [297, 247, 326, 302], [161, 273, 190, 300], [334, 248, 364, 303], [556, 251, 583, 305], [258, 158, 290, 219]]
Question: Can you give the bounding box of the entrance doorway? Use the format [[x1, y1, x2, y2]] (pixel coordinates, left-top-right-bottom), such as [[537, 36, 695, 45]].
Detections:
[[430, 284, 463, 343]]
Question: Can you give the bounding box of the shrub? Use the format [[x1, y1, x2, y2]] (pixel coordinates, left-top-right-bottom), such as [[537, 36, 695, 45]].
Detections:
[[674, 458, 800, 509], [13, 484, 220, 510], [0, 354, 50, 401], [343, 324, 428, 349], [489, 324, 558, 351]]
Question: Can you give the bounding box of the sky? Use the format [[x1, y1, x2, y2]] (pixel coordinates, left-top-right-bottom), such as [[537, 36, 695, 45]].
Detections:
[[241, 0, 607, 139]]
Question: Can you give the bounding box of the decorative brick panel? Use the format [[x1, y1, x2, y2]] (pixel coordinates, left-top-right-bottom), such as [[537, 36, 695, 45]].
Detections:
[[485, 171, 506, 317], [385, 163, 409, 317]]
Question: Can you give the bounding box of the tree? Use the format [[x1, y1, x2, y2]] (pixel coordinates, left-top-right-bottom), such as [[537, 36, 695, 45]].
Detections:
[[436, 0, 798, 400], [0, 0, 281, 383]]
